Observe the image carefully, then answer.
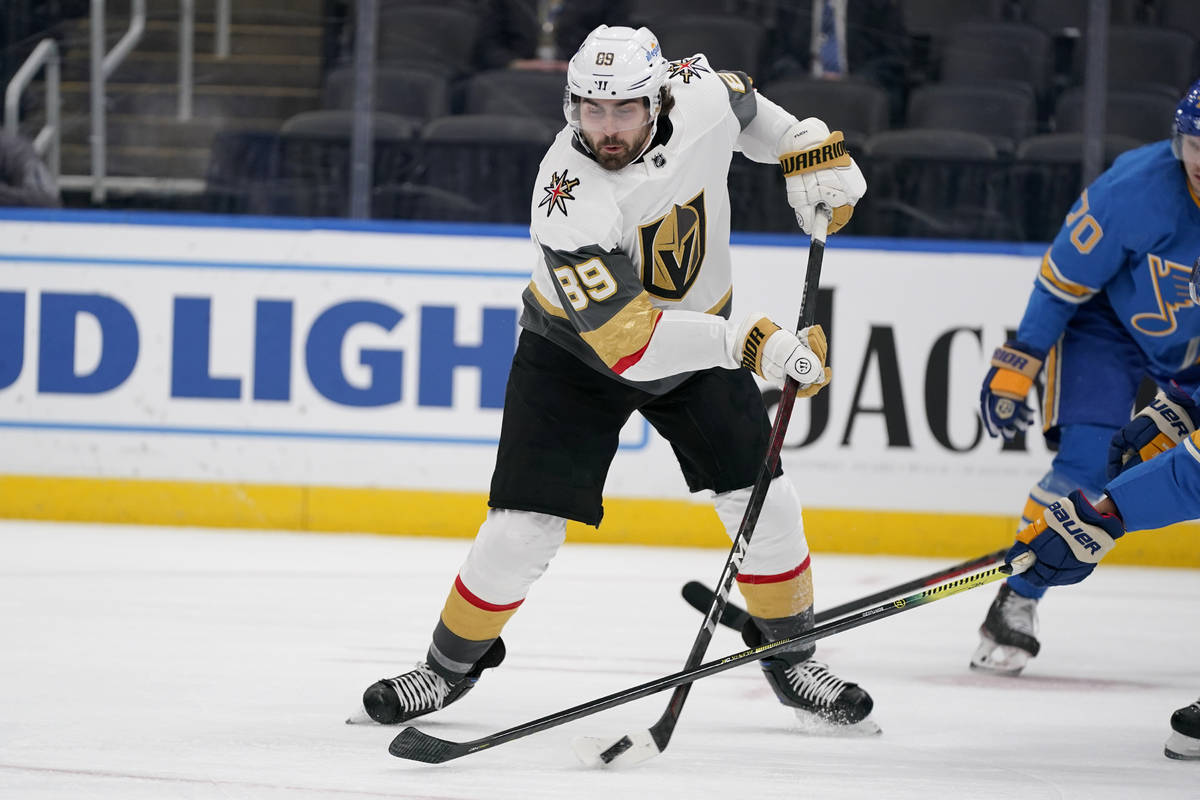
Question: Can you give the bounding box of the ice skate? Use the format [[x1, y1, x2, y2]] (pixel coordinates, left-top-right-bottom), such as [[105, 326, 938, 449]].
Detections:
[[347, 638, 505, 725], [743, 622, 879, 735], [1165, 698, 1200, 760], [970, 584, 1040, 676], [759, 656, 881, 735]]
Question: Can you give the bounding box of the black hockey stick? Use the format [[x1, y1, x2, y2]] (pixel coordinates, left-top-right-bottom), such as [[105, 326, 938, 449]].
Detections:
[[681, 547, 1009, 633], [577, 208, 834, 767], [389, 553, 1032, 764]]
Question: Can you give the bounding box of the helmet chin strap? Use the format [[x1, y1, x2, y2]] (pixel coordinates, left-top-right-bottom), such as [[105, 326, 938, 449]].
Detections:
[[632, 116, 660, 160]]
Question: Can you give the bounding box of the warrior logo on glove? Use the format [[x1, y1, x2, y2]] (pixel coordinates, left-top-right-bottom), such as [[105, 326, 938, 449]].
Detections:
[[738, 319, 775, 374], [778, 121, 866, 235], [780, 135, 851, 175]]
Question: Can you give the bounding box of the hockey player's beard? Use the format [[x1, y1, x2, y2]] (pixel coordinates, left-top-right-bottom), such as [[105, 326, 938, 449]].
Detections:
[[588, 127, 652, 171]]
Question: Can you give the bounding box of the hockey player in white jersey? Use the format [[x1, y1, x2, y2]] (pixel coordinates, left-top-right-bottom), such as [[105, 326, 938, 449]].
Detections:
[[352, 24, 876, 734]]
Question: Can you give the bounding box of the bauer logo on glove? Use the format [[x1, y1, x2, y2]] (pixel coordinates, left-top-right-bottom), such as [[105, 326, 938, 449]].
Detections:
[[1106, 386, 1200, 478], [1005, 490, 1125, 587]]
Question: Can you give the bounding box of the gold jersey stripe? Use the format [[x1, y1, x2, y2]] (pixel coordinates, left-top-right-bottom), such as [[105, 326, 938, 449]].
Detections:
[[440, 584, 521, 641], [707, 286, 732, 314], [736, 571, 814, 620], [528, 280, 568, 318], [1039, 252, 1096, 299], [1042, 339, 1062, 433], [580, 292, 661, 368]]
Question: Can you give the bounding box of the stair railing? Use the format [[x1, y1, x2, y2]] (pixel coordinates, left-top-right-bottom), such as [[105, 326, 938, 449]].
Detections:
[[4, 37, 61, 181], [90, 0, 146, 202]]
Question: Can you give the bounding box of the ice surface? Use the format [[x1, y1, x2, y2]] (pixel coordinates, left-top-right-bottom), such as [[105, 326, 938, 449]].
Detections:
[[1, 520, 1197, 799]]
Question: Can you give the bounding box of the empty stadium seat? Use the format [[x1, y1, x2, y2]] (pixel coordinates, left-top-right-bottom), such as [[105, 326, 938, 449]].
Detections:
[[645, 15, 766, 75], [421, 114, 558, 144], [1159, 0, 1200, 41], [907, 83, 1037, 154], [759, 77, 889, 154], [865, 128, 999, 159], [902, 0, 1007, 40], [1054, 86, 1180, 142], [1022, 0, 1142, 33], [1015, 131, 1144, 163], [322, 65, 451, 119], [940, 21, 1052, 96], [463, 69, 568, 123], [860, 128, 1012, 239], [280, 111, 422, 140], [377, 6, 481, 75], [1070, 26, 1198, 93]]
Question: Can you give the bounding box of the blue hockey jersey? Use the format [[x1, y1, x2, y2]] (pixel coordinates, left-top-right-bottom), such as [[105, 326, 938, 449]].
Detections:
[[1017, 141, 1200, 389], [1108, 427, 1200, 531]]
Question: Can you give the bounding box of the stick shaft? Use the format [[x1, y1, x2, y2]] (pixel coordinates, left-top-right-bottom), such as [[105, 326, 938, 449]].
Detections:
[[647, 211, 831, 752], [682, 548, 1009, 632], [390, 554, 1030, 763], [815, 547, 1008, 621]]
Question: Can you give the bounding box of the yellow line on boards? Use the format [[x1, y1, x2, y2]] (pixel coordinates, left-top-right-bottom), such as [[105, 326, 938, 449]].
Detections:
[[1, 475, 1196, 567]]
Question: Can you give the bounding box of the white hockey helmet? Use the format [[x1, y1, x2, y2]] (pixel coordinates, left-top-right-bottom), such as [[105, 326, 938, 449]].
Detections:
[[564, 25, 669, 133]]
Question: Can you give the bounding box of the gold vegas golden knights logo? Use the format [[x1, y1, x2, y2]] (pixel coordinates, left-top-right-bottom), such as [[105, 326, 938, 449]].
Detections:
[[638, 190, 707, 300]]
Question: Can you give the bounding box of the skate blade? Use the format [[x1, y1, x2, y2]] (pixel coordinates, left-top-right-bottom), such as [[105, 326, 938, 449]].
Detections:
[[571, 730, 660, 768], [1164, 731, 1200, 760], [969, 641, 1030, 676], [345, 702, 377, 725], [790, 709, 882, 738]]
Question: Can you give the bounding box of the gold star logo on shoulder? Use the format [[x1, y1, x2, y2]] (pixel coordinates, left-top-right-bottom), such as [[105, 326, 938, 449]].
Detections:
[[668, 57, 711, 84], [538, 169, 580, 218]]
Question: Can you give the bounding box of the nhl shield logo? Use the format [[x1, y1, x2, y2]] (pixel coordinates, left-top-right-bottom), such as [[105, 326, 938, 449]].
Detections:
[[638, 190, 708, 300]]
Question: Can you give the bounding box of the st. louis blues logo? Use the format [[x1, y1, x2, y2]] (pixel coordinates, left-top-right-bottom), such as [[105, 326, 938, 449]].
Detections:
[[538, 170, 580, 218], [1130, 254, 1197, 336], [667, 56, 710, 84]]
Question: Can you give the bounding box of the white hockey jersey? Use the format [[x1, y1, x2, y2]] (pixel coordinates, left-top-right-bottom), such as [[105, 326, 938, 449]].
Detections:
[[520, 55, 780, 395]]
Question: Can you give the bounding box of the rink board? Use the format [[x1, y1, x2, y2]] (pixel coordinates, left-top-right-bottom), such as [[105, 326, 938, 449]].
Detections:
[[0, 209, 1194, 565]]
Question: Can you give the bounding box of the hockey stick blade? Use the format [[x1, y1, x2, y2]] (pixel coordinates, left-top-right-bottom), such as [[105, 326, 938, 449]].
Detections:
[[628, 209, 835, 762], [682, 580, 752, 631], [388, 727, 468, 764], [387, 553, 1031, 765], [681, 548, 1009, 631], [575, 553, 1031, 768]]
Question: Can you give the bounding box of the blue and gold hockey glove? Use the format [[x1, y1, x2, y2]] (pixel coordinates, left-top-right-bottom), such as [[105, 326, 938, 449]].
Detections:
[[979, 340, 1044, 440], [1006, 490, 1125, 587], [1106, 387, 1200, 479]]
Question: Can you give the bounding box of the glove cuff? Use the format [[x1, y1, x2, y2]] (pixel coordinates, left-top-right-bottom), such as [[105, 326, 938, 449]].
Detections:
[[1044, 491, 1124, 564], [779, 130, 851, 177], [988, 341, 1044, 398], [735, 315, 781, 380], [1147, 388, 1200, 442]]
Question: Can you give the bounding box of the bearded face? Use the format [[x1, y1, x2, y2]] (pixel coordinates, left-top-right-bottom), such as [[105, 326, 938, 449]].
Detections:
[[579, 98, 653, 171]]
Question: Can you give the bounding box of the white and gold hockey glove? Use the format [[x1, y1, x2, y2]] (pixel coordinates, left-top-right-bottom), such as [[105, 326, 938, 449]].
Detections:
[[732, 313, 831, 396], [779, 117, 866, 235]]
